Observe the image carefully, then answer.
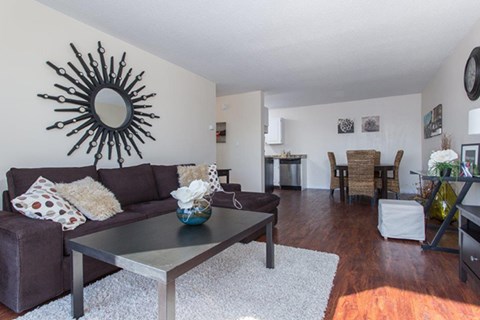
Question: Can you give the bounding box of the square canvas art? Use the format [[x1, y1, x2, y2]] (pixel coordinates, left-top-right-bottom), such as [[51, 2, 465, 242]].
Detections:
[[338, 118, 354, 134], [216, 122, 226, 143], [424, 104, 442, 139], [362, 116, 380, 132]]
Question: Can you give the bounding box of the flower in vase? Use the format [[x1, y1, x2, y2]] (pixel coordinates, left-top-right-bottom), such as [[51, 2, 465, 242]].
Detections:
[[427, 149, 458, 176], [170, 180, 210, 209]]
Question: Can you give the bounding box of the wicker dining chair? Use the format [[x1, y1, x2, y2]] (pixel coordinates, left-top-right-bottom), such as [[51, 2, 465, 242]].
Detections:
[[346, 150, 376, 204], [387, 150, 404, 199], [374, 151, 381, 166], [327, 152, 347, 198], [374, 150, 382, 190]]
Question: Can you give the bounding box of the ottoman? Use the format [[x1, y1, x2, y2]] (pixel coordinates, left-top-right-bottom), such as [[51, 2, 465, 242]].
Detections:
[[378, 199, 425, 241]]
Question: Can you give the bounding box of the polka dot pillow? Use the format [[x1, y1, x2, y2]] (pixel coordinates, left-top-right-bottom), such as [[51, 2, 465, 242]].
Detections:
[[208, 164, 224, 193], [11, 176, 86, 231]]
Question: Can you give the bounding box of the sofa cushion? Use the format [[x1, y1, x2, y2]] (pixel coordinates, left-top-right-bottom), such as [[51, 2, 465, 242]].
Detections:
[[63, 210, 148, 256], [56, 177, 122, 221], [207, 164, 224, 193], [11, 176, 86, 231], [7, 165, 98, 200], [123, 198, 177, 218], [211, 191, 280, 214], [151, 165, 180, 200], [98, 164, 158, 206]]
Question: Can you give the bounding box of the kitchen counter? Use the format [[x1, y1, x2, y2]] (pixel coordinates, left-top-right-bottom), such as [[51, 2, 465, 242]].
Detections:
[[265, 154, 307, 159]]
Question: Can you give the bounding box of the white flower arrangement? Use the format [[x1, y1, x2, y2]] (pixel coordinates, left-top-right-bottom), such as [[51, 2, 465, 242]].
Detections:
[[427, 149, 458, 176], [170, 180, 211, 209]]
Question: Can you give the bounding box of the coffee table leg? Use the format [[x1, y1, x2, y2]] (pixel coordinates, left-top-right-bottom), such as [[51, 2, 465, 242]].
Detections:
[[266, 221, 274, 269], [71, 250, 84, 319], [158, 280, 175, 320]]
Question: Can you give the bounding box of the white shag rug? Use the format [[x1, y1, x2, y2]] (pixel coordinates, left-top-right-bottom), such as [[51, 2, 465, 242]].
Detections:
[[19, 242, 339, 320]]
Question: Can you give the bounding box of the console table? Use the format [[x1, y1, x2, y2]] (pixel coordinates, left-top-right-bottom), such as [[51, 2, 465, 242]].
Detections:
[[410, 170, 480, 253], [217, 169, 231, 183]]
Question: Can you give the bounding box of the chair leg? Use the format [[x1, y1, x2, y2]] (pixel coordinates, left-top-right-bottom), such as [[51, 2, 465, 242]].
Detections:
[[395, 192, 399, 200], [330, 189, 334, 198]]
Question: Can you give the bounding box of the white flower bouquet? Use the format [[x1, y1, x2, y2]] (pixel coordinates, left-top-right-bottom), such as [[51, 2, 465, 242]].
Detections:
[[427, 149, 459, 176], [171, 180, 213, 225], [170, 180, 211, 209]]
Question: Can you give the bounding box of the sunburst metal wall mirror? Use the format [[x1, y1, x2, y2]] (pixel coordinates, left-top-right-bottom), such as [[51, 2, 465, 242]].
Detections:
[[38, 41, 159, 167]]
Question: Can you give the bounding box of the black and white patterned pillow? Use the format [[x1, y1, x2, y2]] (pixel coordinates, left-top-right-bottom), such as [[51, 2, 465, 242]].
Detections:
[[208, 164, 224, 193]]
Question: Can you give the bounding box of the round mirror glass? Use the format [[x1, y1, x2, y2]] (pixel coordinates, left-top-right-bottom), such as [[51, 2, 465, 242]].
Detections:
[[94, 88, 129, 128]]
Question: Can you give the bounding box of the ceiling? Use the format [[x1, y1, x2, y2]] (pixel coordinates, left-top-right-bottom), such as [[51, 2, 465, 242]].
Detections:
[[36, 0, 480, 108]]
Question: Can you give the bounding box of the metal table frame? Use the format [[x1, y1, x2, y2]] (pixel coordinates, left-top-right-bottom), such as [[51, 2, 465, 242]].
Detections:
[[410, 170, 480, 254]]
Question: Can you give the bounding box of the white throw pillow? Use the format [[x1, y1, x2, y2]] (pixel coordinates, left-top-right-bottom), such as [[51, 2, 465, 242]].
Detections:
[[208, 164, 224, 193], [11, 176, 86, 231], [177, 164, 209, 187], [56, 177, 122, 221]]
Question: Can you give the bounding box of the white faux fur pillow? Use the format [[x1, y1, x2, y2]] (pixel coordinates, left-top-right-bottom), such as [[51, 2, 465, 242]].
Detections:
[[55, 177, 122, 221], [177, 164, 209, 187]]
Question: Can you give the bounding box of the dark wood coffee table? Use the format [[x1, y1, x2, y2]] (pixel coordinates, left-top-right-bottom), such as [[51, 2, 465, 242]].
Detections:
[[67, 208, 274, 320]]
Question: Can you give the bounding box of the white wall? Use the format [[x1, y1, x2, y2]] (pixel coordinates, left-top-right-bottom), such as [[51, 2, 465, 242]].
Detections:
[[0, 0, 216, 191], [265, 94, 422, 193], [422, 18, 480, 204], [216, 91, 265, 192]]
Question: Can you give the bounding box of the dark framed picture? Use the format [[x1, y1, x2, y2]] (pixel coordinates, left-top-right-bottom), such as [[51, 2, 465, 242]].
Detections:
[[461, 143, 480, 176], [338, 118, 354, 134]]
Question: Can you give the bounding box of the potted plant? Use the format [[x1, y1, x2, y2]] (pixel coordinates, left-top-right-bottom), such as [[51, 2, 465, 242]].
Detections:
[[427, 149, 459, 177]]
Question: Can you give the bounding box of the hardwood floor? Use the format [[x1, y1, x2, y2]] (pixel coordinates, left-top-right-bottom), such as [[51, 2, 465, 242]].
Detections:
[[259, 189, 480, 320], [1, 188, 479, 319]]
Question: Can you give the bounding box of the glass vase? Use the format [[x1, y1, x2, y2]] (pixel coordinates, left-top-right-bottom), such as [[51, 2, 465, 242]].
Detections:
[[176, 206, 212, 225]]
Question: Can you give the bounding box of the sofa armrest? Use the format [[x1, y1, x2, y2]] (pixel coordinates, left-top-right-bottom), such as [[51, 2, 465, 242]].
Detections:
[[2, 190, 12, 212], [0, 212, 64, 312], [221, 183, 241, 192]]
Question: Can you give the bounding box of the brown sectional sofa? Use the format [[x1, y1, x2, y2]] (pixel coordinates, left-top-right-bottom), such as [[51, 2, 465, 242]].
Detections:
[[0, 163, 280, 313]]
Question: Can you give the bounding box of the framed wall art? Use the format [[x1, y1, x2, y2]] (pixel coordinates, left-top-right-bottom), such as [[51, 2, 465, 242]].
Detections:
[[423, 104, 442, 139], [362, 116, 380, 132], [216, 122, 226, 143], [338, 118, 354, 134], [461, 143, 480, 176]]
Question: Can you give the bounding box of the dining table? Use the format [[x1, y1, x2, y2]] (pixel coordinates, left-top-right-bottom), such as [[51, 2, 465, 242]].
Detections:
[[334, 164, 395, 202]]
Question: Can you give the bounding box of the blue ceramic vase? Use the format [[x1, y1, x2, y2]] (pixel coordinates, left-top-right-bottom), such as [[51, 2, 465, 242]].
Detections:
[[176, 206, 212, 225]]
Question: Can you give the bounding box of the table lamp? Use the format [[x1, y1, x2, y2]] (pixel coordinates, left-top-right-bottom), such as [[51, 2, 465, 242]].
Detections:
[[468, 108, 480, 135]]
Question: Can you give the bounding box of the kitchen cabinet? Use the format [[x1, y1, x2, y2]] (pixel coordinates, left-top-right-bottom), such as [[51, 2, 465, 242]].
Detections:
[[265, 117, 283, 144], [264, 157, 274, 193]]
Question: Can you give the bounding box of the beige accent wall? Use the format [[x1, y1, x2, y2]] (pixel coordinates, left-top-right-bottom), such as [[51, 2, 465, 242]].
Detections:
[[0, 0, 216, 191], [216, 91, 265, 192]]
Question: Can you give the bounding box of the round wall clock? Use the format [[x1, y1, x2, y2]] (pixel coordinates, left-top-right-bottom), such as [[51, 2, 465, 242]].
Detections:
[[464, 47, 480, 100]]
